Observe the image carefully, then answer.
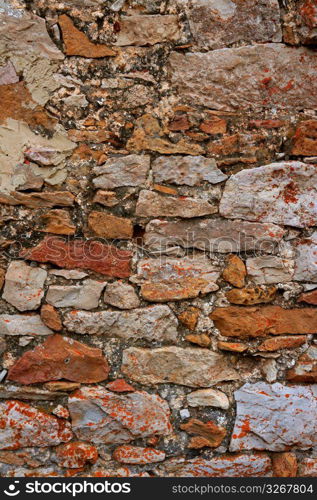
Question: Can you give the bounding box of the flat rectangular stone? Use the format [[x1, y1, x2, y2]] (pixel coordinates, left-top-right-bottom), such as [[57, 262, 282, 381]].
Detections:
[[152, 156, 227, 186], [0, 315, 53, 336], [246, 256, 294, 284], [121, 346, 238, 387], [168, 45, 317, 111], [144, 219, 285, 253], [115, 15, 181, 46], [230, 382, 317, 451], [93, 155, 150, 189], [136, 190, 217, 218], [46, 280, 106, 310]]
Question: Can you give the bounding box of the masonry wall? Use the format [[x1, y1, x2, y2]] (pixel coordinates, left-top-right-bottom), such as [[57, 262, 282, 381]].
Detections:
[[0, 0, 317, 477]]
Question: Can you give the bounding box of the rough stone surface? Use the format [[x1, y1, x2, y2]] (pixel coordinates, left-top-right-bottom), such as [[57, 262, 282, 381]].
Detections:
[[54, 442, 98, 468], [93, 155, 150, 189], [38, 210, 76, 235], [8, 334, 110, 384], [88, 212, 133, 239], [152, 156, 227, 186], [63, 306, 178, 342], [293, 232, 317, 282], [181, 418, 226, 449], [220, 162, 317, 228], [187, 389, 229, 410], [40, 305, 62, 331], [298, 289, 317, 305], [115, 15, 180, 46], [2, 261, 47, 311], [292, 120, 317, 156], [211, 306, 317, 338], [259, 336, 307, 352], [222, 255, 246, 288], [246, 256, 294, 284], [113, 445, 165, 464], [272, 453, 298, 477], [136, 190, 217, 218], [226, 286, 276, 305], [121, 347, 238, 387], [68, 386, 172, 444], [298, 459, 317, 478], [230, 382, 317, 451], [0, 315, 53, 337], [103, 281, 140, 310], [287, 346, 317, 382], [46, 280, 106, 310]]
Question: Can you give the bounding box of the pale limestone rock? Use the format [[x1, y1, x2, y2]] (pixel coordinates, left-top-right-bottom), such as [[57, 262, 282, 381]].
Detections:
[[152, 156, 227, 186], [144, 219, 285, 253], [220, 162, 317, 228], [230, 382, 317, 452], [136, 190, 217, 218], [115, 15, 181, 46], [293, 232, 317, 282], [168, 45, 317, 111], [246, 256, 294, 284], [49, 270, 88, 280], [121, 346, 239, 387], [46, 280, 106, 310], [63, 306, 178, 342], [93, 155, 150, 189], [103, 281, 140, 310], [2, 261, 47, 311], [0, 314, 52, 336], [68, 386, 172, 444], [187, 389, 229, 409]]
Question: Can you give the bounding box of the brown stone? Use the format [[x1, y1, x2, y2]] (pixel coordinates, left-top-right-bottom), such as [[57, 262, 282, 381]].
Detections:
[[259, 336, 307, 352], [0, 191, 75, 209], [287, 346, 317, 382], [226, 286, 277, 305], [38, 210, 76, 235], [298, 458, 317, 477], [211, 306, 317, 338], [181, 419, 226, 449], [115, 14, 181, 46], [217, 341, 248, 353], [185, 334, 211, 348], [0, 268, 5, 290], [298, 290, 317, 305], [168, 115, 190, 132], [200, 117, 227, 135], [272, 453, 298, 477], [68, 129, 112, 143], [113, 445, 165, 465], [178, 307, 199, 331], [44, 382, 81, 392], [88, 211, 133, 239], [40, 305, 62, 332], [106, 379, 135, 393], [93, 190, 119, 207], [292, 120, 317, 156], [222, 255, 246, 288], [58, 15, 115, 58], [20, 236, 131, 278], [8, 334, 110, 385], [55, 442, 98, 469]]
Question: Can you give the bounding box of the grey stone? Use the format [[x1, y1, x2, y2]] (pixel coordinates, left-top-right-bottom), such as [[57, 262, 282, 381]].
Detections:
[[187, 389, 229, 409], [103, 281, 140, 310], [115, 15, 181, 46], [93, 155, 150, 189], [230, 382, 317, 452], [246, 256, 294, 284], [121, 346, 239, 387], [49, 270, 88, 280], [0, 314, 52, 336], [2, 261, 47, 312], [220, 162, 317, 228], [293, 232, 317, 282], [46, 280, 106, 310], [152, 156, 227, 186]]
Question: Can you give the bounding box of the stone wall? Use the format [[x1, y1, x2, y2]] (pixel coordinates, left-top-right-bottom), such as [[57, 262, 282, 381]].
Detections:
[[0, 0, 316, 477]]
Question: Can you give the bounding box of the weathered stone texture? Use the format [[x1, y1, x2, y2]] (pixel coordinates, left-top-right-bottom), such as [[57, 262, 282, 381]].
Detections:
[[103, 282, 140, 309], [152, 156, 227, 186], [287, 346, 317, 382], [113, 446, 165, 465], [0, 315, 52, 336], [115, 15, 181, 46], [93, 155, 150, 189], [46, 280, 106, 310], [226, 286, 276, 305], [187, 389, 229, 410], [246, 256, 294, 284], [293, 232, 317, 282], [2, 261, 47, 312]]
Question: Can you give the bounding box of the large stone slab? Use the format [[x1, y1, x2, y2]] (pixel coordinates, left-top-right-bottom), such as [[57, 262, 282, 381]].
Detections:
[[63, 305, 178, 342], [144, 219, 285, 253], [220, 162, 317, 228], [121, 346, 238, 387], [293, 232, 317, 282], [2, 261, 47, 312], [68, 386, 172, 444], [152, 156, 227, 186], [168, 45, 317, 111], [211, 306, 317, 338], [230, 382, 317, 451], [0, 400, 72, 450], [187, 0, 281, 50], [0, 314, 53, 336], [93, 155, 150, 189], [46, 280, 106, 310], [246, 256, 294, 284]]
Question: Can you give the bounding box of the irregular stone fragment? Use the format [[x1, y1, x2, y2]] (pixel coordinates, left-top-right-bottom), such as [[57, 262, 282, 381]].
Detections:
[[103, 282, 140, 310], [115, 14, 180, 46], [136, 190, 217, 218], [0, 191, 75, 208], [152, 156, 227, 186], [287, 346, 317, 382], [40, 304, 62, 331], [222, 255, 246, 288], [20, 236, 131, 278], [161, 453, 272, 477], [298, 458, 317, 477], [185, 334, 211, 348], [2, 261, 47, 311], [88, 212, 133, 239], [64, 306, 177, 342], [230, 382, 317, 451], [68, 386, 172, 444], [144, 219, 284, 254], [121, 346, 238, 387], [261, 359, 277, 383], [113, 445, 165, 465], [52, 405, 69, 420], [298, 290, 317, 305], [259, 336, 307, 352], [0, 400, 72, 450], [46, 280, 106, 310], [292, 120, 317, 156], [0, 385, 66, 401], [272, 453, 297, 477], [49, 270, 88, 280], [38, 210, 76, 235], [55, 442, 98, 469], [178, 307, 199, 331], [133, 256, 220, 302], [93, 155, 150, 189], [8, 334, 110, 384], [220, 162, 317, 228], [181, 418, 226, 449], [106, 379, 135, 393], [226, 286, 277, 305], [58, 15, 115, 57], [93, 190, 119, 207], [211, 306, 317, 338], [0, 314, 52, 336], [187, 389, 229, 410], [187, 0, 281, 50], [293, 232, 317, 282], [200, 116, 227, 134], [0, 61, 18, 85], [168, 45, 317, 111], [247, 256, 294, 284], [0, 268, 5, 290], [44, 382, 81, 393], [217, 341, 248, 353]]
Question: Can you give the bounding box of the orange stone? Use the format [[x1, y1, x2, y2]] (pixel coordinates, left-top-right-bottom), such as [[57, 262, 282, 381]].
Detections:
[[168, 115, 190, 131], [226, 286, 276, 305], [292, 120, 317, 156], [55, 442, 98, 468], [200, 117, 227, 134], [298, 289, 317, 305], [217, 341, 248, 353], [222, 255, 246, 288], [88, 211, 133, 239], [185, 334, 211, 347], [0, 268, 5, 290], [180, 419, 226, 449], [0, 191, 75, 209], [259, 336, 307, 352], [153, 184, 178, 195], [58, 15, 116, 58], [272, 452, 297, 477], [40, 304, 62, 331], [178, 307, 200, 330], [113, 445, 165, 465], [39, 210, 76, 235], [106, 379, 135, 393]]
